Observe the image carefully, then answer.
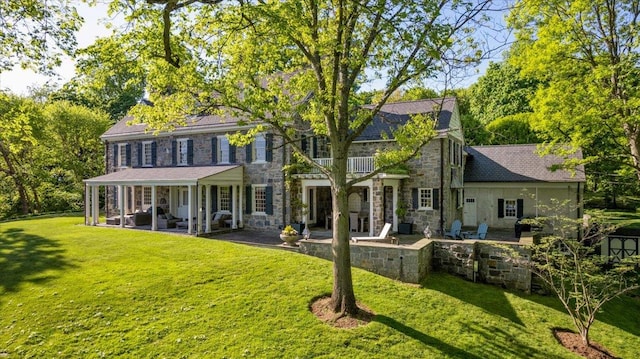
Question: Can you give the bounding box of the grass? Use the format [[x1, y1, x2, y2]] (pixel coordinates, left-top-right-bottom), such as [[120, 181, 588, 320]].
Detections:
[[1, 217, 639, 358]]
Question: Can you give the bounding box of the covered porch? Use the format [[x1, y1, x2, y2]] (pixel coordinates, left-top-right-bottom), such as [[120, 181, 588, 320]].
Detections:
[[84, 166, 244, 236], [296, 174, 409, 236]]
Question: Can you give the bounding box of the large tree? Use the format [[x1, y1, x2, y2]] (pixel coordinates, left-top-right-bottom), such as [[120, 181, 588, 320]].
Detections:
[[509, 0, 640, 179], [0, 0, 81, 73], [108, 0, 494, 316]]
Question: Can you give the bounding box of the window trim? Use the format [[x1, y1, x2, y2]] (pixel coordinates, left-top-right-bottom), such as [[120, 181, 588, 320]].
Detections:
[[218, 136, 230, 164], [177, 138, 189, 166], [417, 188, 434, 210], [252, 184, 267, 214], [218, 185, 231, 212], [504, 199, 518, 218], [142, 186, 152, 208], [142, 141, 153, 167], [117, 143, 128, 168], [253, 134, 267, 163]]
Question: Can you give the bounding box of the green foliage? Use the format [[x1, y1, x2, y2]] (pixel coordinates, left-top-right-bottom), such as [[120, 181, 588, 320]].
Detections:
[[0, 217, 639, 358], [469, 62, 540, 126], [0, 0, 81, 73], [527, 205, 640, 346], [0, 94, 110, 218], [508, 0, 640, 179], [485, 113, 541, 144]]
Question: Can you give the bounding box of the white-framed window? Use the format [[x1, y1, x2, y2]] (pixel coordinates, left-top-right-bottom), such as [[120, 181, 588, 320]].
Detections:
[[253, 184, 267, 214], [218, 136, 230, 163], [142, 186, 152, 208], [219, 186, 231, 212], [253, 134, 266, 162], [118, 143, 128, 168], [418, 188, 433, 210], [504, 199, 517, 218], [142, 141, 153, 167], [177, 138, 189, 165]]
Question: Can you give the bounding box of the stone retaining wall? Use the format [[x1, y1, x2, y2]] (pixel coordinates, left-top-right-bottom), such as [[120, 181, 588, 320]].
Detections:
[[299, 238, 532, 292], [299, 239, 433, 284]]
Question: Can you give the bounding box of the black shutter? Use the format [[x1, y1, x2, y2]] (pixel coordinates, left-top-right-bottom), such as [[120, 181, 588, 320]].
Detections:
[[246, 144, 252, 163], [301, 136, 307, 152], [171, 140, 177, 166], [211, 186, 218, 213], [187, 139, 194, 165], [498, 199, 504, 218], [312, 138, 318, 158], [126, 144, 131, 166], [136, 142, 142, 167], [230, 145, 237, 163], [433, 189, 440, 210], [113, 144, 118, 168], [412, 188, 418, 209], [245, 186, 252, 214], [266, 134, 273, 162], [211, 137, 218, 164], [151, 142, 157, 166], [517, 199, 524, 218], [266, 186, 273, 215]]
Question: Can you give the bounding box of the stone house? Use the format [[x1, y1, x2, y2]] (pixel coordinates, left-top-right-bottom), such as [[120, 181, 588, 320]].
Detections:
[[84, 97, 584, 237]]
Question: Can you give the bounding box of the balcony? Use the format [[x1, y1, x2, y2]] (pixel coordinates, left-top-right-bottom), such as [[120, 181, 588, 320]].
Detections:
[[311, 157, 375, 174]]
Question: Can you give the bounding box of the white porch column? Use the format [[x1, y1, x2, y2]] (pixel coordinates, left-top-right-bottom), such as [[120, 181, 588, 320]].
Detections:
[[123, 186, 129, 214], [85, 184, 91, 225], [369, 184, 374, 236], [119, 185, 126, 228], [238, 184, 243, 228], [131, 186, 137, 212], [187, 185, 193, 235], [231, 184, 238, 229], [392, 184, 399, 232], [151, 185, 157, 231], [205, 184, 212, 233], [197, 184, 204, 235], [92, 185, 99, 225]]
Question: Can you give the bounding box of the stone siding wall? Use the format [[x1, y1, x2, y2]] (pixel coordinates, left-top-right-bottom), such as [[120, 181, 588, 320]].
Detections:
[[432, 240, 475, 280], [105, 132, 287, 230]]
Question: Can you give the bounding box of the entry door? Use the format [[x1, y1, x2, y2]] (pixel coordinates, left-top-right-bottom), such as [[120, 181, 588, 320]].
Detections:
[[177, 188, 189, 219], [463, 198, 477, 226]]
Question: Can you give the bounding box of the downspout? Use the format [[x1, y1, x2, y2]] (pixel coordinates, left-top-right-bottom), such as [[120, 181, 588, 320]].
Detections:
[[440, 138, 445, 235]]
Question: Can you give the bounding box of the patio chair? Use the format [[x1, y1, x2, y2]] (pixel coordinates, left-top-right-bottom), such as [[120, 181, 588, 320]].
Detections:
[[444, 220, 462, 239], [351, 223, 392, 243], [466, 223, 488, 240]]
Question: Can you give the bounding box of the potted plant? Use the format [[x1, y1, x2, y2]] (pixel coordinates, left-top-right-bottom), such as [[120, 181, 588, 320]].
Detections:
[[280, 225, 300, 246], [396, 200, 413, 234]]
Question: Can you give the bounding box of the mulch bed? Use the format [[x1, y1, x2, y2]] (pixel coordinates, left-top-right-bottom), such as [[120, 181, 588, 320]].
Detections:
[[310, 296, 374, 329], [553, 328, 617, 359]]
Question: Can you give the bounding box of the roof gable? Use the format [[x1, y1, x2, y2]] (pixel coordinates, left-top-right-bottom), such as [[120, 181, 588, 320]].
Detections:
[[464, 144, 585, 183], [357, 97, 457, 141]]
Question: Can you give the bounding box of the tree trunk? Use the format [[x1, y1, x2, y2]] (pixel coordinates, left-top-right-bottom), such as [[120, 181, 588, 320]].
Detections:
[[329, 151, 358, 316], [0, 145, 31, 214]]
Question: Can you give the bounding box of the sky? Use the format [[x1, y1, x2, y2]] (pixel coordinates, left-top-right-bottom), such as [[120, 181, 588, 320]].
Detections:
[[0, 2, 116, 95], [0, 2, 507, 96]]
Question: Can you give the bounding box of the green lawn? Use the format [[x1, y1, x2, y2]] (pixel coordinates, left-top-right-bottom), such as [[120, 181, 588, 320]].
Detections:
[[1, 217, 638, 358]]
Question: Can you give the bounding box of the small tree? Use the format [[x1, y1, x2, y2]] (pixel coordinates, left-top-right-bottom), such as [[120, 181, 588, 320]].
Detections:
[[527, 206, 640, 347]]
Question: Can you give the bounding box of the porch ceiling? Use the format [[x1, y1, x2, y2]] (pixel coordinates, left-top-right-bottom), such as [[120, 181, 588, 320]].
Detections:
[[84, 165, 243, 186]]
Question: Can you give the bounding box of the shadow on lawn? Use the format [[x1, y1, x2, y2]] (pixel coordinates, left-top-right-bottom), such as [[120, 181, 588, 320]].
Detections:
[[510, 287, 640, 337], [373, 315, 484, 359], [0, 227, 75, 294], [421, 273, 524, 326]]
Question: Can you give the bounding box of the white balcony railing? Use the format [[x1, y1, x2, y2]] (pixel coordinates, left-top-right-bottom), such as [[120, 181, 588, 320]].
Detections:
[[311, 157, 375, 174]]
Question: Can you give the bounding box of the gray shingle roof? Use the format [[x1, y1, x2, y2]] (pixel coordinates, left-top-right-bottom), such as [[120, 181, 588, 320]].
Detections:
[[102, 97, 457, 141], [464, 144, 586, 183], [357, 97, 456, 141]]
